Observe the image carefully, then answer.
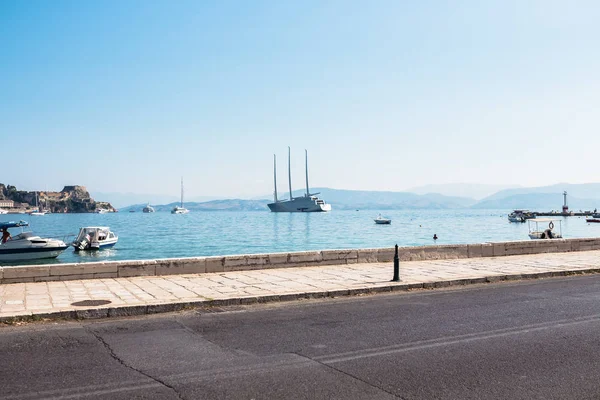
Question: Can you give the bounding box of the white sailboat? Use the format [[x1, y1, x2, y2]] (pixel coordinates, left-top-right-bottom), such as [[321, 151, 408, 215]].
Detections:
[[171, 177, 190, 214], [30, 191, 47, 216], [267, 148, 331, 212]]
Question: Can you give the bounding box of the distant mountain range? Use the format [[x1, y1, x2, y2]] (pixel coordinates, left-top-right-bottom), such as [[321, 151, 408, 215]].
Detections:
[[113, 183, 600, 212], [90, 192, 224, 209], [406, 183, 521, 200], [122, 199, 268, 213], [472, 183, 600, 211]]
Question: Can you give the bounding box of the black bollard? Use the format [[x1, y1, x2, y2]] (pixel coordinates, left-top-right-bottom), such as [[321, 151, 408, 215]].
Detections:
[[392, 244, 400, 282]]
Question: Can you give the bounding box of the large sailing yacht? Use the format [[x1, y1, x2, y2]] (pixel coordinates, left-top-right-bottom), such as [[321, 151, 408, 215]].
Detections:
[[171, 177, 190, 214], [267, 148, 331, 212]]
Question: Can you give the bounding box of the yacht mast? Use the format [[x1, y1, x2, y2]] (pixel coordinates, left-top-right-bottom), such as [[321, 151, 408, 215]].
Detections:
[[288, 146, 293, 200], [305, 149, 310, 197], [180, 177, 184, 208], [273, 154, 278, 202]]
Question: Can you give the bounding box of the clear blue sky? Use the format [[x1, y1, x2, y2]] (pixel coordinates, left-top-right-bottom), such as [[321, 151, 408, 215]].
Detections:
[[2, 0, 599, 198]]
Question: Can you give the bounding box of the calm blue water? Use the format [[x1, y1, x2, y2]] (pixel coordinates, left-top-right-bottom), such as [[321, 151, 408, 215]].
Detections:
[[2, 209, 600, 266]]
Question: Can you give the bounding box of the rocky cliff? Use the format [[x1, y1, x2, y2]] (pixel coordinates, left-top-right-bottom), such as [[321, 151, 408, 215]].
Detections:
[[0, 184, 117, 213]]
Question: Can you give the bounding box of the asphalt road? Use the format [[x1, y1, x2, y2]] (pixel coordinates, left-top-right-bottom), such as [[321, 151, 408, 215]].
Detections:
[[3, 275, 600, 399]]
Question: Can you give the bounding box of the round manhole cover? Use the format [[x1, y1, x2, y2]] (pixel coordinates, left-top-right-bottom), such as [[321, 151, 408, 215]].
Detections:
[[71, 300, 112, 307]]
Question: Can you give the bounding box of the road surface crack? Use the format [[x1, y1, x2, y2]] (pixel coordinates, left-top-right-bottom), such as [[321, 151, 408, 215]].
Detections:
[[292, 351, 404, 399], [85, 326, 186, 400]]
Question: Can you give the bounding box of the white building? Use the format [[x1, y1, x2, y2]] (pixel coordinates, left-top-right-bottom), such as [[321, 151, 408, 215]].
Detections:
[[0, 200, 15, 208]]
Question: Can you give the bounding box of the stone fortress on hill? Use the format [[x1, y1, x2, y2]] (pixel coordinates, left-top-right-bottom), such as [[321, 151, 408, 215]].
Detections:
[[0, 184, 116, 213]]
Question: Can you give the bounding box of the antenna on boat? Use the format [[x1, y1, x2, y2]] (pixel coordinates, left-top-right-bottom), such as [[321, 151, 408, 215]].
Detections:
[[273, 154, 278, 202], [288, 146, 293, 200], [305, 149, 309, 197]]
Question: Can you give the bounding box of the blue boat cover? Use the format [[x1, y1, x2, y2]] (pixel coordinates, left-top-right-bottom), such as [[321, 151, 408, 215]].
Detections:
[[0, 220, 29, 230]]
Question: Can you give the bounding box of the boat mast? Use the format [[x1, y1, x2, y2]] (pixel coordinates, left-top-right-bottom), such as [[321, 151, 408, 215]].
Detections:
[[305, 149, 309, 197], [273, 154, 278, 202], [288, 146, 293, 200], [180, 177, 184, 208]]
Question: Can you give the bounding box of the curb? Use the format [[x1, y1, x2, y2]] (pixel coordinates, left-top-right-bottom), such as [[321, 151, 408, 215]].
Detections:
[[2, 268, 600, 324]]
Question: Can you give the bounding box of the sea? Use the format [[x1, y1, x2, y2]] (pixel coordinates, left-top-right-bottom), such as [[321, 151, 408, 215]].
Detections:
[[2, 209, 600, 266]]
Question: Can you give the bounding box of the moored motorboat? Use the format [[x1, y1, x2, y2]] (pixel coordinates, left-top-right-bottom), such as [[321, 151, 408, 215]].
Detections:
[[508, 209, 533, 223], [72, 226, 118, 251], [374, 214, 391, 224], [143, 204, 155, 213], [0, 221, 68, 262]]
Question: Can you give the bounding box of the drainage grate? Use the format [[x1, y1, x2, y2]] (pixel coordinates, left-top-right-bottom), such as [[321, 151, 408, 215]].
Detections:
[[71, 300, 112, 307]]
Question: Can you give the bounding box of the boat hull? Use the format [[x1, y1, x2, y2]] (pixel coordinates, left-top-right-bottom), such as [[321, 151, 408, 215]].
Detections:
[[268, 197, 331, 212], [374, 220, 391, 224], [586, 219, 600, 223], [73, 238, 118, 251], [0, 245, 68, 262]]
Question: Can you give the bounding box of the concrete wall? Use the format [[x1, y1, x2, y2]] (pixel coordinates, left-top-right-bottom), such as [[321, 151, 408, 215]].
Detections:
[[2, 237, 600, 284]]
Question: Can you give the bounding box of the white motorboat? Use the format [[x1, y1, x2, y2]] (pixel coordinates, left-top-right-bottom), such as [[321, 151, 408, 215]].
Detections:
[[508, 209, 533, 223], [0, 209, 8, 215], [171, 177, 190, 214], [528, 218, 563, 239], [72, 226, 118, 251], [143, 204, 155, 213], [267, 148, 331, 212], [374, 214, 391, 224], [95, 208, 108, 214], [0, 221, 68, 262]]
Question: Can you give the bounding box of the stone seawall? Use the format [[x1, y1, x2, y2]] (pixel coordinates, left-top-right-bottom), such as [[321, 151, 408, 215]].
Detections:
[[2, 238, 600, 284]]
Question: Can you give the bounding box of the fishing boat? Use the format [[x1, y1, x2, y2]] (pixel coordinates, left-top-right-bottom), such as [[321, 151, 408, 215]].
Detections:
[[171, 177, 190, 214], [143, 204, 155, 213], [527, 218, 563, 239], [267, 148, 331, 212], [72, 226, 118, 251], [374, 214, 391, 224], [0, 221, 68, 261]]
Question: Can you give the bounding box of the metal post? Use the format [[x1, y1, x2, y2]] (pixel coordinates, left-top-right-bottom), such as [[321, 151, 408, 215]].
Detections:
[[392, 244, 400, 282]]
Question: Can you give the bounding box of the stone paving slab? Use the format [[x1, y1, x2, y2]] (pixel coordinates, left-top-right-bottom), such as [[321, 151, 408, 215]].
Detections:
[[1, 251, 600, 322]]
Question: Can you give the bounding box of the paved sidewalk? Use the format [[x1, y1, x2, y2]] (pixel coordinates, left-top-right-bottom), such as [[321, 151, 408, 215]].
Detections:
[[2, 250, 600, 322]]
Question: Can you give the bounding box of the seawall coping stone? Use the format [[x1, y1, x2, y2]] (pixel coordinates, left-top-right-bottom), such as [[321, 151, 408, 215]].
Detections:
[[1, 238, 600, 284]]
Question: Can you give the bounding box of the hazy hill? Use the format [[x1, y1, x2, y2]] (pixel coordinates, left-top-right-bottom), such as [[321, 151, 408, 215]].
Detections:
[[308, 188, 476, 209], [479, 183, 600, 203], [121, 188, 476, 211], [472, 193, 600, 211], [122, 199, 268, 212], [90, 192, 222, 209], [406, 183, 520, 200]]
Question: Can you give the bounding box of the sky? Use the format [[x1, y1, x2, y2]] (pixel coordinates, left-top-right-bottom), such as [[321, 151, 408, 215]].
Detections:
[[2, 0, 600, 199]]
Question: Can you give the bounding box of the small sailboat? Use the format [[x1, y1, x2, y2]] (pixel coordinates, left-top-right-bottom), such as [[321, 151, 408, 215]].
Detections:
[[172, 177, 190, 214], [30, 192, 47, 216], [374, 214, 391, 224]]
